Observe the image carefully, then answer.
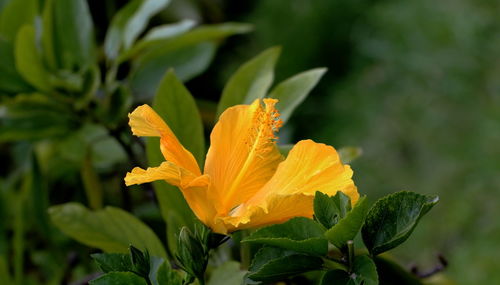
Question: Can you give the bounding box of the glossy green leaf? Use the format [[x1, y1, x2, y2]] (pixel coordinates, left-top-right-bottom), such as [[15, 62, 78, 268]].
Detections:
[[268, 68, 326, 123], [207, 261, 246, 285], [104, 0, 170, 60], [362, 191, 439, 256], [0, 0, 37, 42], [142, 19, 196, 42], [325, 196, 369, 249], [373, 256, 422, 285], [91, 253, 132, 273], [352, 255, 378, 285], [150, 257, 182, 285], [338, 146, 363, 164], [246, 246, 323, 282], [121, 22, 252, 62], [14, 25, 51, 91], [314, 191, 352, 229], [243, 217, 328, 256], [320, 270, 350, 285], [89, 272, 148, 285], [321, 256, 378, 285], [130, 42, 216, 100], [0, 94, 76, 141], [42, 0, 95, 70], [48, 203, 167, 258], [216, 47, 281, 118], [0, 38, 32, 94]]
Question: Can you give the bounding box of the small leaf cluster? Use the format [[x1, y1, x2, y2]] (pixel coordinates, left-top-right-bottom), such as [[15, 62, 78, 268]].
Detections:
[[90, 245, 183, 285], [242, 190, 439, 284]]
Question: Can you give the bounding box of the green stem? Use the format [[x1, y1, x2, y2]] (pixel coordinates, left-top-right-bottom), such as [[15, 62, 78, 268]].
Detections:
[[347, 240, 355, 272]]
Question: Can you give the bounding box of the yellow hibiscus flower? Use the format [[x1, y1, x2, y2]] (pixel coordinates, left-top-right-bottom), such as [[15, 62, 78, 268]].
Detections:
[[125, 98, 358, 234]]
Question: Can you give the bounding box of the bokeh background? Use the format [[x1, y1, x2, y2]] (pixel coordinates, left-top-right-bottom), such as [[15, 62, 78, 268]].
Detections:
[[1, 0, 499, 284]]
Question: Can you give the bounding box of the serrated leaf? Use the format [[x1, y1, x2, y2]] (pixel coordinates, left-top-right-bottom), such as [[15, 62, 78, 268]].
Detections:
[[325, 196, 369, 249], [89, 272, 148, 285], [243, 217, 327, 256], [247, 246, 323, 282], [268, 68, 326, 123], [362, 191, 439, 256], [208, 261, 246, 285], [42, 0, 95, 70], [314, 191, 352, 229], [48, 203, 167, 258], [216, 47, 280, 118], [91, 253, 132, 273], [150, 257, 183, 285], [14, 25, 51, 92], [104, 0, 170, 60], [338, 147, 363, 164]]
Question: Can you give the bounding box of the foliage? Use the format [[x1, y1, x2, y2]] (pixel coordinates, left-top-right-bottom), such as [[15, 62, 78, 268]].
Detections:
[[0, 0, 453, 284]]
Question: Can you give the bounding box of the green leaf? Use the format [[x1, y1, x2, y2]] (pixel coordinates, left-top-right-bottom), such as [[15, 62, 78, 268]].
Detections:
[[91, 253, 132, 273], [121, 22, 252, 62], [152, 70, 205, 164], [130, 42, 216, 100], [145, 70, 205, 252], [207, 261, 246, 285], [0, 0, 38, 42], [246, 246, 323, 282], [216, 47, 281, 118], [48, 202, 167, 258], [268, 68, 326, 123], [104, 0, 170, 60], [150, 257, 183, 285], [373, 256, 422, 285], [42, 0, 95, 70], [243, 217, 328, 256], [130, 245, 151, 278], [351, 255, 378, 285], [314, 191, 352, 229], [89, 272, 148, 285], [0, 38, 32, 94], [0, 94, 77, 141], [320, 270, 350, 285], [325, 196, 369, 249], [0, 255, 12, 285], [320, 256, 378, 285], [141, 19, 196, 42], [362, 191, 439, 256], [338, 147, 363, 164], [81, 150, 103, 210], [14, 25, 52, 91]]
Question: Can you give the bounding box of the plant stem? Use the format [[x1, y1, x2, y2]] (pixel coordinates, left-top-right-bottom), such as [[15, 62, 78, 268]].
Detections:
[[347, 240, 355, 272]]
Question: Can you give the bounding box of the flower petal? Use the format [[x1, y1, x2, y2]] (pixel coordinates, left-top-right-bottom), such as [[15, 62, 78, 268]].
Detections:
[[128, 104, 201, 175], [204, 99, 284, 215], [224, 139, 358, 230]]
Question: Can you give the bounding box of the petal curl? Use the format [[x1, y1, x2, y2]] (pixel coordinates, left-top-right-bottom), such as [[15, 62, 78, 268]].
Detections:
[[128, 105, 201, 175], [204, 99, 284, 215], [223, 139, 358, 230]]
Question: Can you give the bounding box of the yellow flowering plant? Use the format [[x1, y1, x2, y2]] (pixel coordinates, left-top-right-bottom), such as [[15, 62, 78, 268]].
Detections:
[[46, 47, 441, 285]]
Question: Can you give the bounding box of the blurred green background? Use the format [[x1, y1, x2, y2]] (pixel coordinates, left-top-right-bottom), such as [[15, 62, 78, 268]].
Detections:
[[1, 0, 499, 284]]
